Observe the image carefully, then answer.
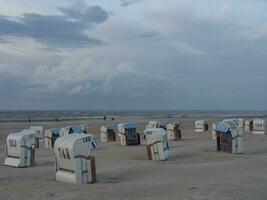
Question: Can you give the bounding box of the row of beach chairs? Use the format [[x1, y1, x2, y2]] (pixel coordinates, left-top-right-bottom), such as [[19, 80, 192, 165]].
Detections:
[[3, 118, 266, 184]]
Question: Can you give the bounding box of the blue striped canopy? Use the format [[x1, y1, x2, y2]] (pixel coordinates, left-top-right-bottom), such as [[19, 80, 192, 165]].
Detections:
[[106, 124, 116, 130], [70, 125, 82, 133], [216, 122, 231, 133], [125, 122, 137, 129], [52, 128, 61, 136]]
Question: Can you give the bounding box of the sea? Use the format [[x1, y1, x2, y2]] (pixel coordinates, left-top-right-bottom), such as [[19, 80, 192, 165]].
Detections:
[[0, 110, 266, 122]]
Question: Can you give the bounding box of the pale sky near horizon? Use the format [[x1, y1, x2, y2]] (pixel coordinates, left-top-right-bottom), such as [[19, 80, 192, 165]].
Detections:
[[0, 0, 266, 110]]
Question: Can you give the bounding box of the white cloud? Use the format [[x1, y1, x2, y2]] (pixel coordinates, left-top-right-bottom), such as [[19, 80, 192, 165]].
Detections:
[[68, 82, 93, 95], [116, 62, 135, 73]]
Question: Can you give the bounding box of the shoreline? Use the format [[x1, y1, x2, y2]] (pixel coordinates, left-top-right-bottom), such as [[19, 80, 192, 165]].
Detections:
[[0, 114, 265, 123]]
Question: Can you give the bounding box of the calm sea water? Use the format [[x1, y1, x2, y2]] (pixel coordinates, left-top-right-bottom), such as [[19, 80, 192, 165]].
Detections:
[[0, 110, 266, 122]]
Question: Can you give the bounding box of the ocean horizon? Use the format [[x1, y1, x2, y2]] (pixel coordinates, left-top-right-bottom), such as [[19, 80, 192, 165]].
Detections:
[[0, 109, 266, 122]]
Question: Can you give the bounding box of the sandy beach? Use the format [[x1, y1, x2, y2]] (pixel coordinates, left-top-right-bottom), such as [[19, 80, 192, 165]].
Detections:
[[1, 117, 267, 200]]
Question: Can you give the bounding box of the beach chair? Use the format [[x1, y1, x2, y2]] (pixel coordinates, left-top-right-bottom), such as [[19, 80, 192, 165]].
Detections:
[[4, 131, 35, 167], [54, 133, 97, 184], [144, 128, 170, 161]]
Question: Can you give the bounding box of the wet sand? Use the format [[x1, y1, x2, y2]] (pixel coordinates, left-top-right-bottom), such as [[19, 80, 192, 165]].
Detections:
[[1, 117, 267, 200]]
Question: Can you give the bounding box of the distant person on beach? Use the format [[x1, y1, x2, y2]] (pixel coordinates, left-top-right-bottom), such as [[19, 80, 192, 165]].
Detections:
[[104, 115, 107, 121]]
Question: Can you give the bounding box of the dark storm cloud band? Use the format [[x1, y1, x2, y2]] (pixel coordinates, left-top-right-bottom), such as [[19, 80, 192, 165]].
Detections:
[[0, 4, 109, 48]]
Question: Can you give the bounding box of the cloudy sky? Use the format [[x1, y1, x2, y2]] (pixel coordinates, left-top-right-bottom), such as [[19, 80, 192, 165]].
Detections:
[[0, 0, 266, 110]]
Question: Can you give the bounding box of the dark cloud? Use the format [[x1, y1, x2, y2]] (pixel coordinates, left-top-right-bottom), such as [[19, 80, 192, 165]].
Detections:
[[120, 0, 143, 7], [0, 3, 109, 48], [58, 4, 109, 26]]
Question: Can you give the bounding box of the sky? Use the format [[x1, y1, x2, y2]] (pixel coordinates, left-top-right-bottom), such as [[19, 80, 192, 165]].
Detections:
[[0, 0, 266, 110]]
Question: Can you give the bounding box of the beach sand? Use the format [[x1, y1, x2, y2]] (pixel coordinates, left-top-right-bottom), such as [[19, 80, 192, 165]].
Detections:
[[1, 117, 267, 200]]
